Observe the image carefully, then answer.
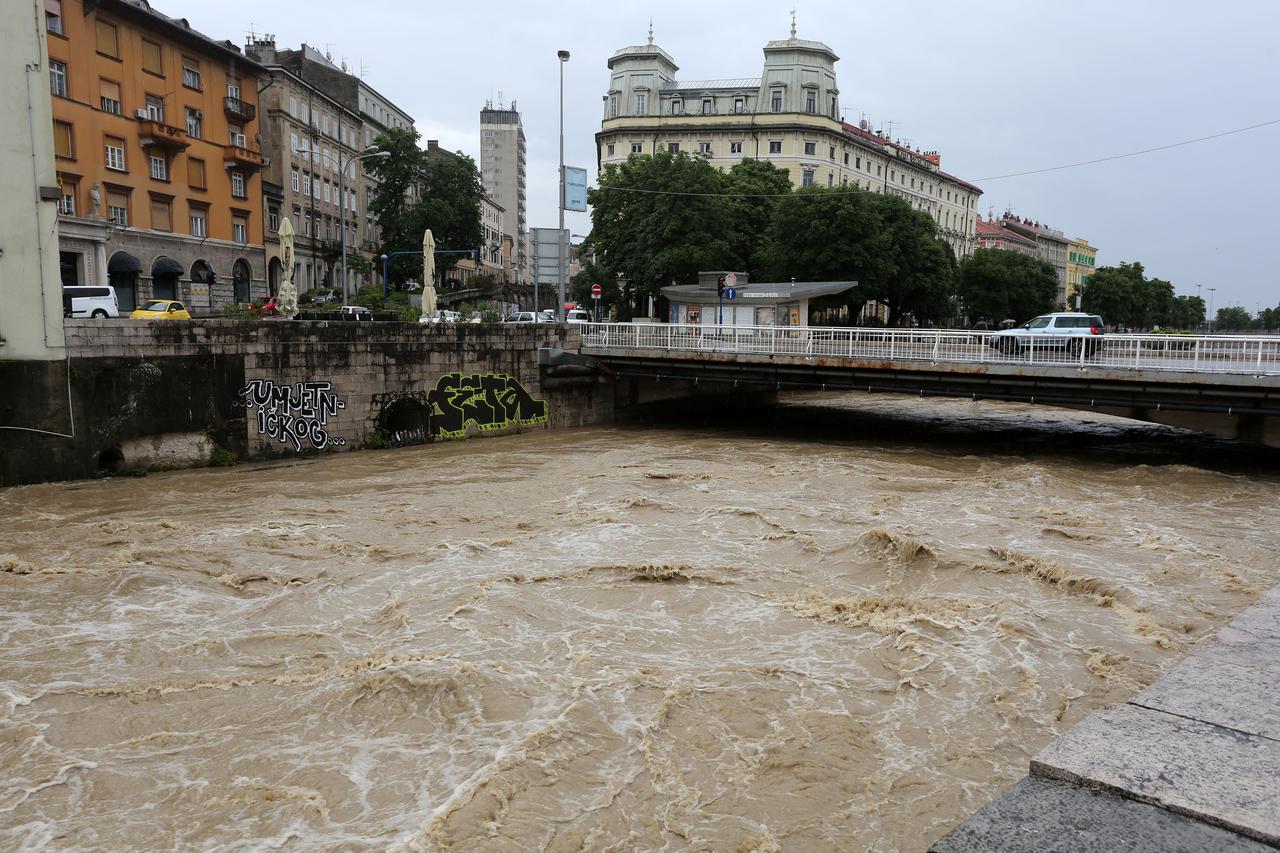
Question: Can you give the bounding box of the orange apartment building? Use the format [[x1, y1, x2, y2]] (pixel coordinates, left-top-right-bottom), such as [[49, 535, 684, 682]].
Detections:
[[46, 0, 267, 311]]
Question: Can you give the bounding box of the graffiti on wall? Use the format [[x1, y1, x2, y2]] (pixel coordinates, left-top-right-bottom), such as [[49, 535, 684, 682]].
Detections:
[[239, 379, 346, 451], [426, 372, 548, 440]]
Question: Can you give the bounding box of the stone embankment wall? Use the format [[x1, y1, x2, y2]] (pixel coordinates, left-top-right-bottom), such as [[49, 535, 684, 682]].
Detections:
[[0, 319, 611, 485]]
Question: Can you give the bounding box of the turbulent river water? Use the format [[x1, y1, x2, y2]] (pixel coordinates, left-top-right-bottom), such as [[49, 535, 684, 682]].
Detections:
[[3, 394, 1279, 852]]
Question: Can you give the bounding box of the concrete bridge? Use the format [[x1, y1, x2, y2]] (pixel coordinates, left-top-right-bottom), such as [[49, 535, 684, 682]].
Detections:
[[578, 323, 1280, 447]]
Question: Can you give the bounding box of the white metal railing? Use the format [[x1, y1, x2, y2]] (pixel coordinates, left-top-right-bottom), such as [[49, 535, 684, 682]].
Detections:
[[579, 323, 1280, 377]]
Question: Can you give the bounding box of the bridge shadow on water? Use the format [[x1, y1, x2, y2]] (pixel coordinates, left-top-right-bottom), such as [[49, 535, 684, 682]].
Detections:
[[623, 391, 1280, 475]]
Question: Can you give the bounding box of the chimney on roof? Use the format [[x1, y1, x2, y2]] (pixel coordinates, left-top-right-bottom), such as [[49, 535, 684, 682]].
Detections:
[[246, 35, 277, 64]]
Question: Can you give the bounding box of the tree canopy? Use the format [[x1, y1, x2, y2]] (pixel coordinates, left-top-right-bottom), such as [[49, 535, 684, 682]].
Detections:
[[1079, 262, 1198, 330], [586, 150, 735, 315], [1214, 306, 1253, 331], [366, 127, 485, 286], [957, 249, 1057, 325], [759, 187, 953, 325]]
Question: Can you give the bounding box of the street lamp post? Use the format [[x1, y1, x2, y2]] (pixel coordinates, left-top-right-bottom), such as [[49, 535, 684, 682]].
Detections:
[[299, 145, 389, 302], [557, 49, 570, 322], [1208, 287, 1217, 333]]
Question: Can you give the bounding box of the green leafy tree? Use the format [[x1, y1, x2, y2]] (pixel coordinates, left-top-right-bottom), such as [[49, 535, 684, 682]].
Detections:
[[1257, 304, 1280, 331], [569, 259, 620, 311], [722, 159, 794, 278], [1143, 277, 1176, 328], [1215, 306, 1254, 331], [873, 197, 956, 326], [762, 188, 953, 326], [957, 249, 1057, 325], [760, 187, 887, 318], [417, 149, 484, 279], [587, 151, 734, 316], [1081, 262, 1147, 328], [366, 128, 484, 287], [1167, 295, 1206, 330]]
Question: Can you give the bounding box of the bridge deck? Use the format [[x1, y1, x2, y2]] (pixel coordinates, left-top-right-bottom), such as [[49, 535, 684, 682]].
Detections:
[[582, 324, 1280, 381], [580, 324, 1280, 419]]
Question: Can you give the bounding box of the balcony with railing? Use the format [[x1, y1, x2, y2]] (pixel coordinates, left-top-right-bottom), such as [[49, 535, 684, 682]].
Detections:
[[223, 96, 257, 122], [136, 119, 189, 152], [223, 143, 265, 172]]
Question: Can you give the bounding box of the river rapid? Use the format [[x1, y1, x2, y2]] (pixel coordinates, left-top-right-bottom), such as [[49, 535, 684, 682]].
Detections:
[[2, 394, 1278, 851]]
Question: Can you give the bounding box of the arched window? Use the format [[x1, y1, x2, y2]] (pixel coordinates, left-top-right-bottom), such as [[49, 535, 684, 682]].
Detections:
[[232, 259, 252, 303], [267, 257, 282, 296]]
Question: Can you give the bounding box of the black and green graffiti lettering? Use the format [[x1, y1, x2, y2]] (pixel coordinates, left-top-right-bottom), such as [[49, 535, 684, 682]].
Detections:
[[427, 373, 548, 439]]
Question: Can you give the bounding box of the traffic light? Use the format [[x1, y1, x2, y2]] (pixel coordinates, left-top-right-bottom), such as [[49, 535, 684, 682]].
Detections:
[[717, 275, 725, 297]]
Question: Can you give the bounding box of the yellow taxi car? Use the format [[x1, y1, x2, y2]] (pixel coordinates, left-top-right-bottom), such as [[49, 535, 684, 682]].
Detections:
[[130, 299, 192, 320]]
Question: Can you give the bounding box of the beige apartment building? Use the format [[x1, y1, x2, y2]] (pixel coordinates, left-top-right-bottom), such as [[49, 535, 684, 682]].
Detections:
[[596, 28, 982, 258], [1066, 237, 1098, 309]]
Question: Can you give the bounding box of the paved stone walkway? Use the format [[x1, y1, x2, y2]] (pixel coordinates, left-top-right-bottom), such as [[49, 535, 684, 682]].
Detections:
[[933, 585, 1280, 850]]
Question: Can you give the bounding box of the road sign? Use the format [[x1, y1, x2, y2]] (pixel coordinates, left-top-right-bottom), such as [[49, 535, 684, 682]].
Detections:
[[724, 273, 737, 288], [725, 286, 737, 300], [591, 283, 602, 297]]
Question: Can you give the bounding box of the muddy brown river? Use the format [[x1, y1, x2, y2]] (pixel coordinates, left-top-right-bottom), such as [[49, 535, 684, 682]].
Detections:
[[2, 394, 1278, 851]]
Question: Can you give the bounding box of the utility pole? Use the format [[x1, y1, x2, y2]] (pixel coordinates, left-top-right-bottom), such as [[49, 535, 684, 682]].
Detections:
[[557, 49, 570, 322]]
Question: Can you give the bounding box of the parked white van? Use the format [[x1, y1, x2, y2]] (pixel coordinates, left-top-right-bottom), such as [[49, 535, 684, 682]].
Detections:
[[63, 285, 120, 318]]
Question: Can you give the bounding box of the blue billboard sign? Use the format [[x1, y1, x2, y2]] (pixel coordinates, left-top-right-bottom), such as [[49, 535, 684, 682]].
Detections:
[[564, 167, 588, 212]]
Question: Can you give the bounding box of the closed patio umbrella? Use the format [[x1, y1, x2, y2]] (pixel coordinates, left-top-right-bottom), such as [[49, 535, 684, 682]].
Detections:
[[422, 229, 437, 315], [277, 217, 298, 319]]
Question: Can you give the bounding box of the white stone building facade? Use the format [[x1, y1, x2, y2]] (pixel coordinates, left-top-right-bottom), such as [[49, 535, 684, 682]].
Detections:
[[596, 32, 982, 258]]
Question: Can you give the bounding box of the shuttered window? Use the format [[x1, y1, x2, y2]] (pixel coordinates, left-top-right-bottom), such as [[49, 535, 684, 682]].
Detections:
[[95, 19, 118, 57], [187, 158, 206, 189], [142, 40, 163, 75], [53, 120, 73, 157], [150, 198, 171, 231]]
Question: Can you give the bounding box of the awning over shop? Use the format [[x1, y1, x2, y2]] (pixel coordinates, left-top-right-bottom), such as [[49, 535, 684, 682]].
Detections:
[[151, 256, 183, 276], [107, 251, 142, 274], [191, 261, 216, 284]]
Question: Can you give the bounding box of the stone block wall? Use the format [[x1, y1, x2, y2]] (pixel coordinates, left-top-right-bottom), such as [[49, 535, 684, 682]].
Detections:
[[2, 319, 609, 484]]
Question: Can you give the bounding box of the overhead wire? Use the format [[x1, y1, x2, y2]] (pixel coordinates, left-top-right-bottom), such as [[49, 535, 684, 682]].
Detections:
[[588, 118, 1280, 198]]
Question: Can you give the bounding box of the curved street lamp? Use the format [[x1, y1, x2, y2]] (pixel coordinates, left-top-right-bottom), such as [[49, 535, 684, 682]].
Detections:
[[557, 49, 570, 320], [298, 145, 390, 300]]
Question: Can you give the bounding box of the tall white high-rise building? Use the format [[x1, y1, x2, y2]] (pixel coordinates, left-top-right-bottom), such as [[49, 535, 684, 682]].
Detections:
[[480, 100, 528, 283]]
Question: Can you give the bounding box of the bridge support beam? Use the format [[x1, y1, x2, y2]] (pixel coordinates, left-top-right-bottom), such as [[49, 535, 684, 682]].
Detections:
[[616, 376, 778, 418], [1061, 404, 1280, 448]]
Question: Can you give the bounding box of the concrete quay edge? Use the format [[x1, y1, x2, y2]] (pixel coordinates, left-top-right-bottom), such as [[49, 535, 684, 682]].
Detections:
[[931, 583, 1280, 851]]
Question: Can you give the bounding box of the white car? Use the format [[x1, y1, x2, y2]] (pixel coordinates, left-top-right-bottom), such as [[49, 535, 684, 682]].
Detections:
[[565, 309, 592, 324], [988, 312, 1105, 356], [503, 311, 551, 324], [419, 309, 461, 324], [63, 285, 120, 318]]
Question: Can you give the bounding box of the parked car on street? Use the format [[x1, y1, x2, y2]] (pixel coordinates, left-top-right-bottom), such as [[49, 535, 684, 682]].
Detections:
[[63, 285, 119, 318], [339, 305, 373, 320], [503, 311, 551, 324], [130, 300, 191, 320], [988, 312, 1105, 355], [419, 309, 462, 324], [565, 309, 591, 324]]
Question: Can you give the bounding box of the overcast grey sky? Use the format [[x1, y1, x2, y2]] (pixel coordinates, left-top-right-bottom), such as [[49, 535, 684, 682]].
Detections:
[[193, 0, 1280, 310]]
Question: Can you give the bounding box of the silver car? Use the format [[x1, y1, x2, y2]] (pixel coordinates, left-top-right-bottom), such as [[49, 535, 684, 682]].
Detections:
[[503, 311, 551, 324], [988, 312, 1105, 356]]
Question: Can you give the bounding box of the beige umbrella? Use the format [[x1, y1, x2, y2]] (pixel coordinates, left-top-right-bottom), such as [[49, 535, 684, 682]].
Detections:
[[276, 217, 298, 319], [422, 228, 437, 315]]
